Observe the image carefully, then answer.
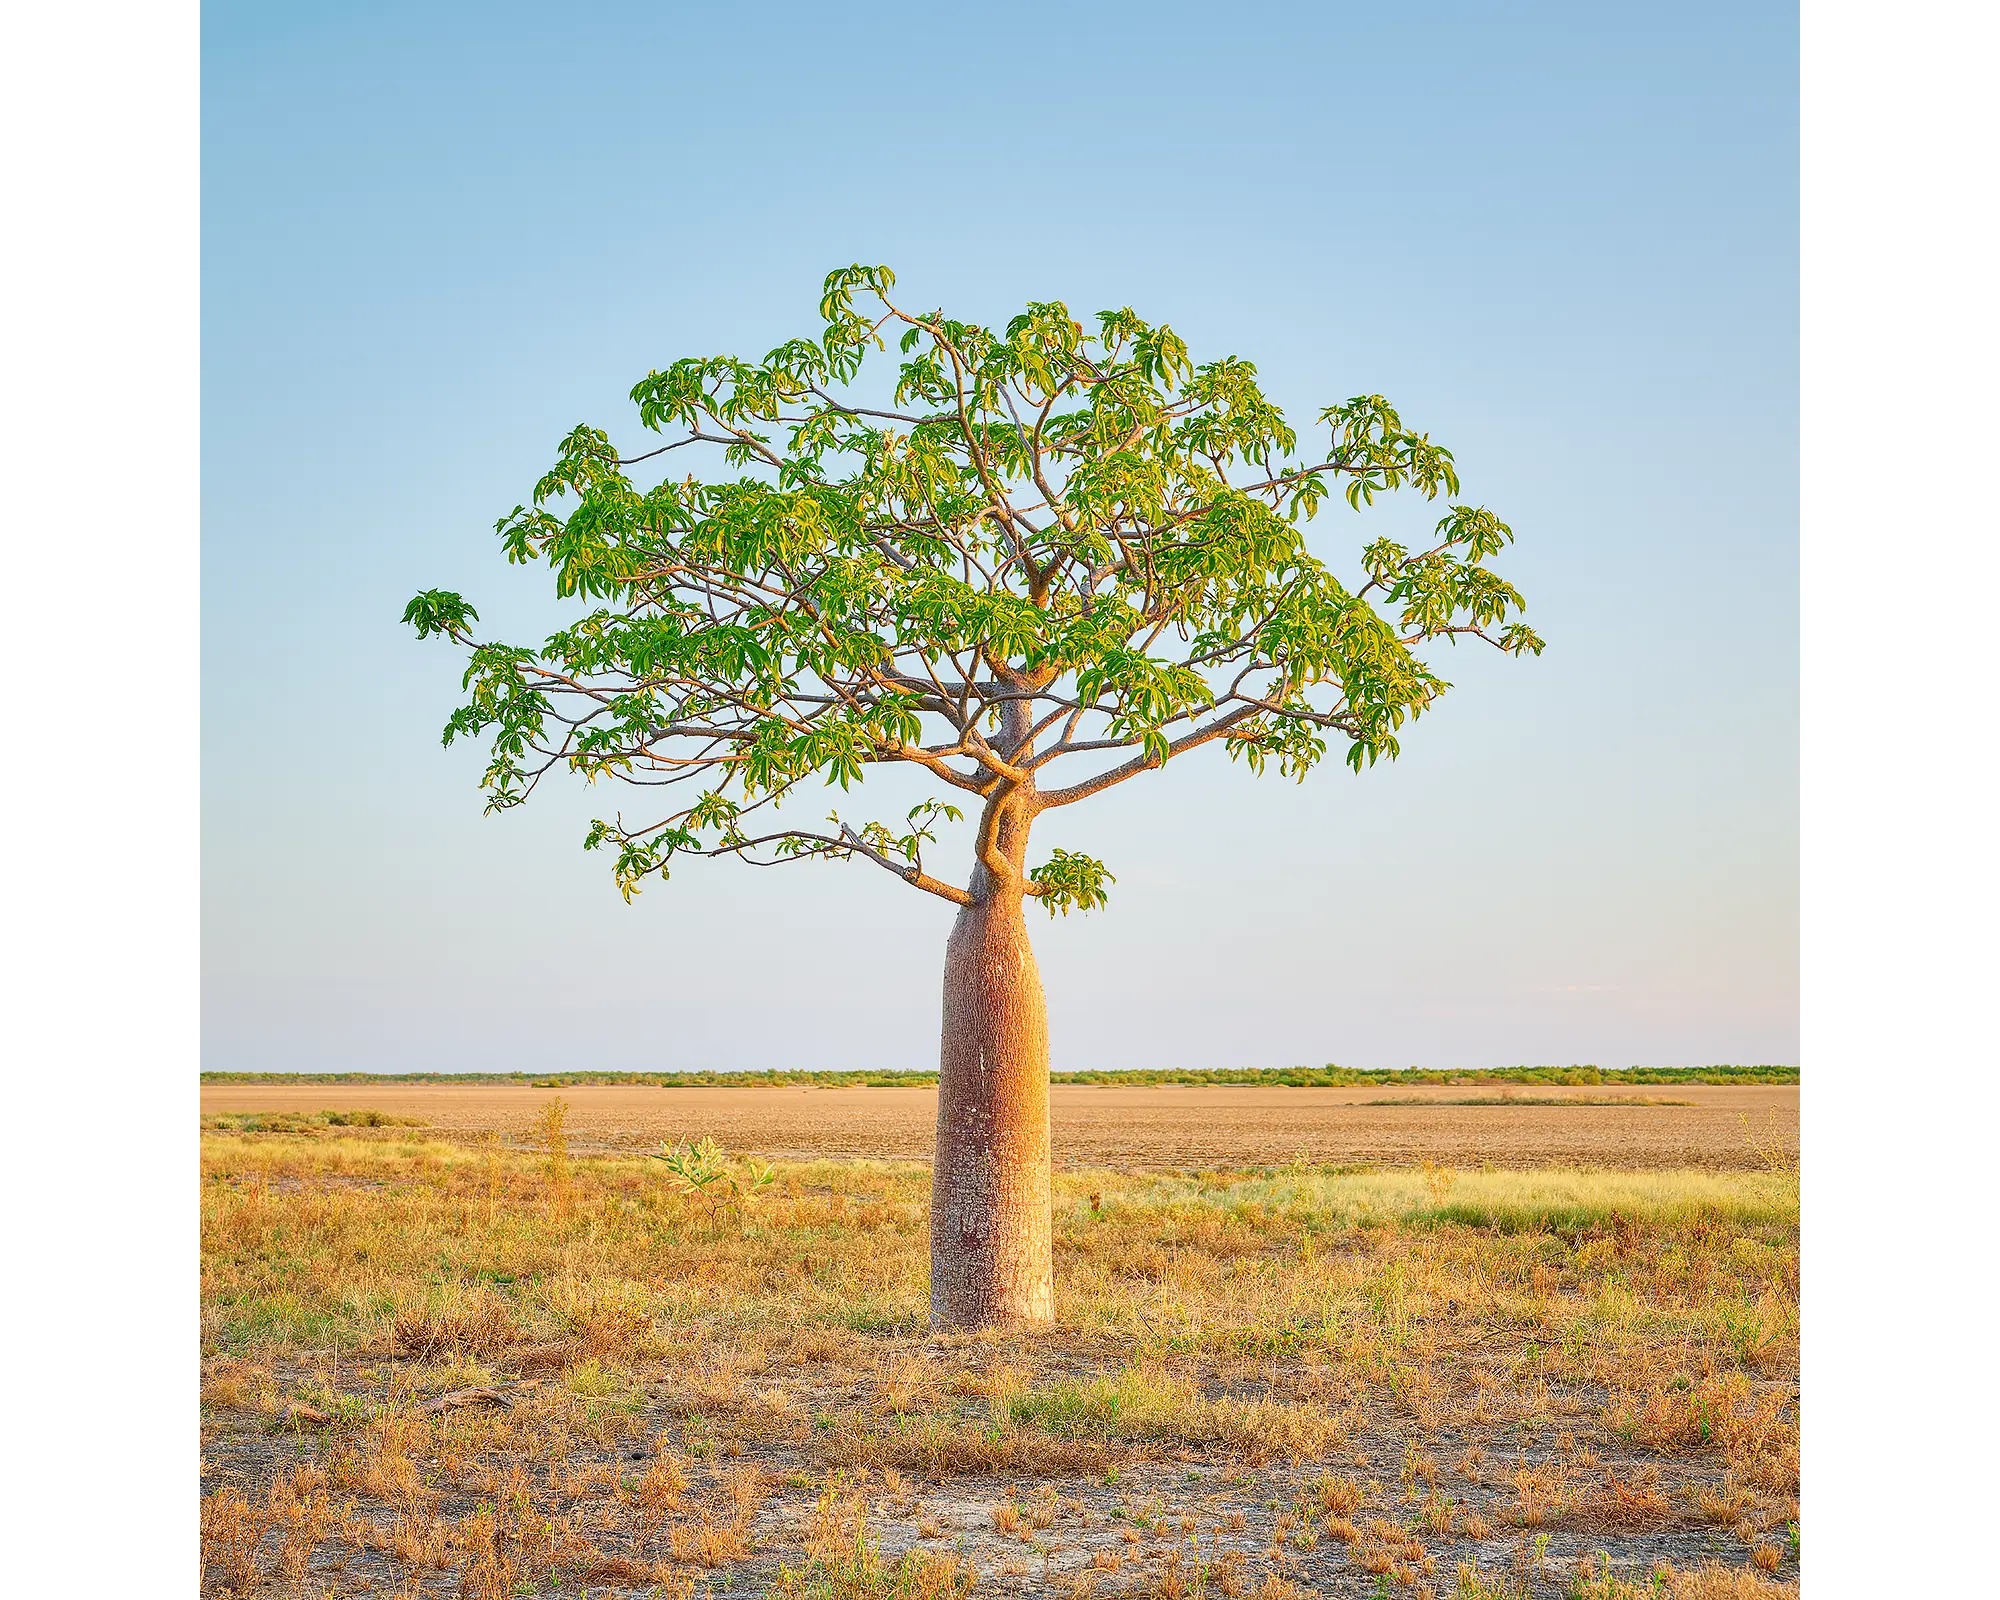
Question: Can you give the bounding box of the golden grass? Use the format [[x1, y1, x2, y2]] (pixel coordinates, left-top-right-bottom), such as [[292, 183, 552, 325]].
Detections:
[[201, 1130, 1799, 1598]]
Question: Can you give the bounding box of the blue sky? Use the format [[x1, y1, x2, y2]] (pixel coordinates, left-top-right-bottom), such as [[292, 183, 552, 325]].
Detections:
[[202, 1, 1797, 1074]]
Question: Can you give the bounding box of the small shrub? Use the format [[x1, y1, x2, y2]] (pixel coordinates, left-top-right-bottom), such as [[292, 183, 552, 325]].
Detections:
[[324, 1109, 425, 1127], [653, 1135, 775, 1229]]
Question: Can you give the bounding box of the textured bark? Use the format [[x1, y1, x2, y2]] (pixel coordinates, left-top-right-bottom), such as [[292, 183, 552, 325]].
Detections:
[[930, 799, 1053, 1329]]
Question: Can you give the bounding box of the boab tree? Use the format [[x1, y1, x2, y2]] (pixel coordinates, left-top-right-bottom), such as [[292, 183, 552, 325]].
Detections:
[[404, 266, 1542, 1329]]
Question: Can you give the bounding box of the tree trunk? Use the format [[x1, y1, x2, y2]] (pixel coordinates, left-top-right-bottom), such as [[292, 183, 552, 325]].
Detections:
[[930, 805, 1052, 1329]]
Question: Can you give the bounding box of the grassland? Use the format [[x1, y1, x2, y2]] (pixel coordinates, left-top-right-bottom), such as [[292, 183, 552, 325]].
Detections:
[[201, 1100, 1798, 1599]]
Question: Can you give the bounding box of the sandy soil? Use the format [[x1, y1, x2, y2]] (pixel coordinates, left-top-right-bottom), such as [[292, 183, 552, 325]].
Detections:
[[200, 1082, 1796, 1170]]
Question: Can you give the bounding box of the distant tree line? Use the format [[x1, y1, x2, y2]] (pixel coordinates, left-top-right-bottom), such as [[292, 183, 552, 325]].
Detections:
[[200, 1063, 1798, 1087]]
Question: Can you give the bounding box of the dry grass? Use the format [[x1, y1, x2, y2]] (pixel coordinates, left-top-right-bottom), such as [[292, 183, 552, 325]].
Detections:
[[774, 1482, 974, 1600], [1565, 1558, 1799, 1599], [534, 1095, 571, 1220], [201, 1125, 1799, 1597]]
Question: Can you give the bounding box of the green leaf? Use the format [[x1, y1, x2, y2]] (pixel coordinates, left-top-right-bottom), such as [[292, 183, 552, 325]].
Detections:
[[1029, 849, 1116, 916]]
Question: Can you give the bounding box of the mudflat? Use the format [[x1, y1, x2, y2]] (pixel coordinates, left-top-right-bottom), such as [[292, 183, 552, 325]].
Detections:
[[199, 1081, 1795, 1170]]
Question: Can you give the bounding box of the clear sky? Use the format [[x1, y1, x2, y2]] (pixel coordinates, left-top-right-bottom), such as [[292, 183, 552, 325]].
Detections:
[[201, 1, 1797, 1075]]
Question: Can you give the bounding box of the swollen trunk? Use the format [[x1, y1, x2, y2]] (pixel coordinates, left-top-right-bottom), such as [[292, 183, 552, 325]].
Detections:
[[930, 885, 1053, 1328]]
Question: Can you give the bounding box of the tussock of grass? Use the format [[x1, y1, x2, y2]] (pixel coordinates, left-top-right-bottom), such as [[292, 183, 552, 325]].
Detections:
[[1009, 1367, 1193, 1434], [1002, 1367, 1343, 1462], [830, 1416, 1110, 1478], [771, 1484, 973, 1600]]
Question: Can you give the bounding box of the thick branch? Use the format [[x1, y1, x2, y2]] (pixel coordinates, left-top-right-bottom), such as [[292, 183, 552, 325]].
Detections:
[[1034, 703, 1263, 809]]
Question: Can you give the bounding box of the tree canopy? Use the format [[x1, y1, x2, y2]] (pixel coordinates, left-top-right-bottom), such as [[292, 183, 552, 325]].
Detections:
[[405, 266, 1541, 910]]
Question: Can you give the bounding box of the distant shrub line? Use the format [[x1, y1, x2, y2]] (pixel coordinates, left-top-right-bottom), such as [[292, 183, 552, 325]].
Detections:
[[199, 1063, 1797, 1087]]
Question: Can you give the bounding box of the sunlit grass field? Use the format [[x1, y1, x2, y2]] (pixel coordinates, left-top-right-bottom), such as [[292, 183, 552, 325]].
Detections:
[[201, 1115, 1799, 1600]]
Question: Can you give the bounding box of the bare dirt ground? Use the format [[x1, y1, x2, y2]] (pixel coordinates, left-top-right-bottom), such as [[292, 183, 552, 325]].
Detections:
[[199, 1082, 1798, 1171]]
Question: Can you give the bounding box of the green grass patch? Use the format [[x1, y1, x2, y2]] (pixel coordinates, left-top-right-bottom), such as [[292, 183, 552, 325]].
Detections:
[[203, 1108, 426, 1133], [1057, 1167, 1798, 1233]]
